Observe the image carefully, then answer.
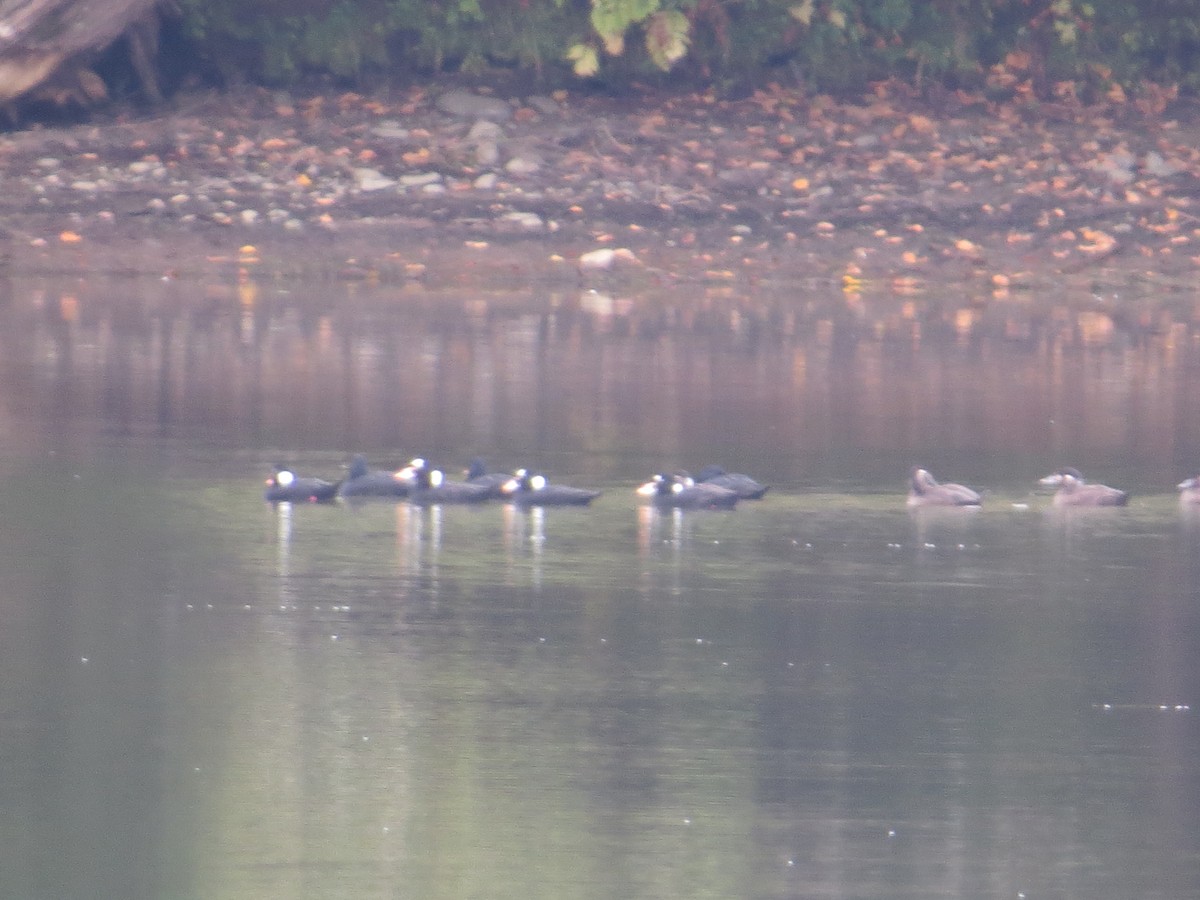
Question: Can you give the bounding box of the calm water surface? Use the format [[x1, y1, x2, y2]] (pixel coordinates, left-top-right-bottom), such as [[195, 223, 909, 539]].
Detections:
[[0, 275, 1198, 900]]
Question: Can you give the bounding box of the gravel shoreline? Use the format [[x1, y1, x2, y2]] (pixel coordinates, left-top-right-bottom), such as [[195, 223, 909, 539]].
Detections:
[[3, 84, 1198, 290]]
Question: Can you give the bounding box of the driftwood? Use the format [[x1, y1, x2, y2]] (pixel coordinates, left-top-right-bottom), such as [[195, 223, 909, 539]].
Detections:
[[0, 0, 160, 111]]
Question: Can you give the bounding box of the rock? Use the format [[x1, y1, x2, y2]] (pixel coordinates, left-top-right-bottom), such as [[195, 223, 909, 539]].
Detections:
[[398, 172, 442, 188], [240, 209, 259, 224], [371, 121, 410, 140], [474, 173, 498, 190], [526, 95, 560, 115], [505, 155, 542, 176], [717, 168, 767, 188], [579, 247, 640, 270], [475, 142, 500, 166], [436, 90, 512, 122], [1092, 149, 1136, 185], [1143, 151, 1182, 178], [498, 210, 544, 231], [466, 119, 504, 142], [354, 168, 397, 191]]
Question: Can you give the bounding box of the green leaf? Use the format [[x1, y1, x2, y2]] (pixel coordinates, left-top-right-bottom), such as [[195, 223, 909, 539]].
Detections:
[[645, 9, 689, 70], [591, 0, 658, 56], [790, 0, 815, 26], [566, 42, 601, 77]]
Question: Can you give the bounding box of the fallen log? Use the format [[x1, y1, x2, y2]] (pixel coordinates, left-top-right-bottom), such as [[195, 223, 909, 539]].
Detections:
[[0, 0, 160, 113]]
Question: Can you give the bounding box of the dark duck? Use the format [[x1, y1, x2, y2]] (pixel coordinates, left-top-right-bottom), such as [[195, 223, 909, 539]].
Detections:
[[694, 465, 769, 500], [338, 454, 409, 499], [501, 469, 601, 506], [1038, 467, 1129, 507], [264, 463, 340, 504], [636, 472, 739, 509], [907, 467, 982, 508], [464, 458, 513, 499], [397, 458, 493, 504]]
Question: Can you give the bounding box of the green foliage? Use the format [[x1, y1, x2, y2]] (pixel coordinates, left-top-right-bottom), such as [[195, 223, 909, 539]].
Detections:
[[171, 0, 1200, 97]]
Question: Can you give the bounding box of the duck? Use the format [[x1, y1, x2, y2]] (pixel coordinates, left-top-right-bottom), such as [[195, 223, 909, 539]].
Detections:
[[338, 454, 409, 499], [264, 463, 340, 504], [464, 457, 513, 499], [694, 464, 769, 500], [397, 458, 493, 504], [1178, 476, 1200, 506], [501, 469, 601, 506], [1038, 467, 1129, 507], [907, 467, 982, 507], [636, 472, 739, 509]]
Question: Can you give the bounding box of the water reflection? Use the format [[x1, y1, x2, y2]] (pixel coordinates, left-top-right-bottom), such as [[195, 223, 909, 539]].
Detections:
[[907, 505, 984, 565], [1, 275, 1199, 900], [502, 503, 550, 591], [273, 501, 295, 610], [3, 276, 1200, 491], [397, 502, 443, 596]]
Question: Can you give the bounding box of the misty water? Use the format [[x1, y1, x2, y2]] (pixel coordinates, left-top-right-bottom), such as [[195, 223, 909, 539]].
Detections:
[[0, 273, 1198, 900]]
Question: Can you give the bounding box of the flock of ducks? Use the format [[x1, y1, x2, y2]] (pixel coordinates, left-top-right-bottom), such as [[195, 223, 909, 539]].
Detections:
[[264, 457, 1200, 510], [264, 456, 768, 508], [910, 466, 1200, 508]]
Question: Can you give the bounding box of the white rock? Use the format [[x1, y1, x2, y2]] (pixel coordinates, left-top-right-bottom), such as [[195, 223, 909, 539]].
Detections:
[[499, 210, 544, 231], [1143, 151, 1182, 178], [354, 168, 397, 191], [436, 91, 512, 121], [371, 121, 410, 140], [505, 155, 542, 175], [466, 119, 504, 142], [398, 172, 442, 188], [579, 247, 640, 270], [475, 142, 500, 166]]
